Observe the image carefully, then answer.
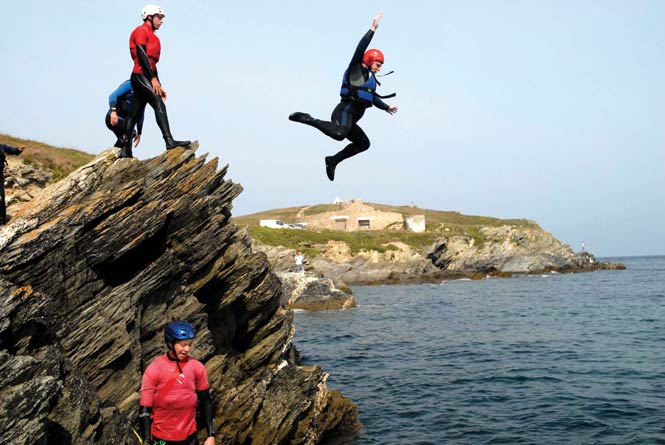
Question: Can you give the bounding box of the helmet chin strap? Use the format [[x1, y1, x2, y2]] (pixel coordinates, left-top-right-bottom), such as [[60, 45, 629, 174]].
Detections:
[[147, 16, 157, 30], [167, 343, 184, 374], [167, 342, 178, 360]]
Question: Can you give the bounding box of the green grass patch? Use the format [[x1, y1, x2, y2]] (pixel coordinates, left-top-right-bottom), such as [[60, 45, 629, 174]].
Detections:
[[368, 202, 541, 231], [301, 204, 341, 216], [1, 133, 95, 182], [233, 206, 306, 227], [249, 227, 438, 256], [465, 226, 486, 249]]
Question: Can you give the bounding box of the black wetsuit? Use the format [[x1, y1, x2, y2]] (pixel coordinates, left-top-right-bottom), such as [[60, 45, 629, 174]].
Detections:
[[106, 80, 144, 148], [121, 22, 188, 157], [0, 143, 22, 224], [295, 30, 390, 170]]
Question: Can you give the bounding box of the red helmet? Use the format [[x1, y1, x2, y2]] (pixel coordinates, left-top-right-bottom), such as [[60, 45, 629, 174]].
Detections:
[[363, 49, 384, 66]]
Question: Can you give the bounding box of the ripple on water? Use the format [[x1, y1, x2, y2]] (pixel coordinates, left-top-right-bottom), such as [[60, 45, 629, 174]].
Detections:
[[295, 257, 665, 444]]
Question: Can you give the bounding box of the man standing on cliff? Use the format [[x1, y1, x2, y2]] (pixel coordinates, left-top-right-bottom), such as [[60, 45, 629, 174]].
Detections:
[[120, 5, 191, 158], [1, 142, 26, 225], [289, 12, 398, 181]]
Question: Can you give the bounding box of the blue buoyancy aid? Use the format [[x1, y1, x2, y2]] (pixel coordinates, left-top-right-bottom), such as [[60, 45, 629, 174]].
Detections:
[[340, 68, 377, 105], [340, 68, 397, 106]]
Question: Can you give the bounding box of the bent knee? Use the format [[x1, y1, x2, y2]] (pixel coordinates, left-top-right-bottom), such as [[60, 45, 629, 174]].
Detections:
[[331, 130, 348, 141]]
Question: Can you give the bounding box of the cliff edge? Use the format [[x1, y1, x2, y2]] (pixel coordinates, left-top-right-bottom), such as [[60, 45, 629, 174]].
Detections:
[[0, 146, 359, 444]]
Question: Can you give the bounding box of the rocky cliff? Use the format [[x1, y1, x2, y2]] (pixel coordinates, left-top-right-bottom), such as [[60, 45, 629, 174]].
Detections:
[[0, 146, 359, 445]]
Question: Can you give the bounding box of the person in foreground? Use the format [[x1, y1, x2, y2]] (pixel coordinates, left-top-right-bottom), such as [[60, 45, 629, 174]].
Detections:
[[289, 12, 398, 181], [139, 321, 215, 445], [1, 142, 26, 225], [120, 4, 190, 158], [106, 79, 144, 149]]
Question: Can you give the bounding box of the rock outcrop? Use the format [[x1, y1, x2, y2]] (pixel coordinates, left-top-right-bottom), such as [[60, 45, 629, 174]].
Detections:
[[0, 146, 359, 445], [277, 273, 356, 311], [425, 225, 624, 276], [4, 159, 54, 219], [257, 226, 624, 285]]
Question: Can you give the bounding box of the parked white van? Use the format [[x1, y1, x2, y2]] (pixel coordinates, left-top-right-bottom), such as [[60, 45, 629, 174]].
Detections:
[[259, 219, 286, 229]]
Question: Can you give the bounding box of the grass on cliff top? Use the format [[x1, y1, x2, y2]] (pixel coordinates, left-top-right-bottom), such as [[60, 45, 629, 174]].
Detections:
[[234, 202, 541, 234], [1, 133, 95, 182], [235, 202, 541, 254], [249, 226, 439, 257]]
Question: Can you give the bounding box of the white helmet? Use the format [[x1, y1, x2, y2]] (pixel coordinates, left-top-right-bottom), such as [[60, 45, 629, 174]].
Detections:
[[141, 5, 165, 20]]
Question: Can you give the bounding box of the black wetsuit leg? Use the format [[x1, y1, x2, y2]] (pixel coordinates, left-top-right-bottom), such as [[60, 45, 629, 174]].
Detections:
[[129, 73, 175, 142], [106, 112, 127, 148], [120, 81, 149, 157], [304, 101, 356, 141], [329, 123, 370, 164], [326, 102, 370, 164]]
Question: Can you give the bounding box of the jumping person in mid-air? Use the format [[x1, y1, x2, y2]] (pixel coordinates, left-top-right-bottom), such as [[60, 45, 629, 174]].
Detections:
[[120, 5, 190, 158], [289, 12, 398, 181]]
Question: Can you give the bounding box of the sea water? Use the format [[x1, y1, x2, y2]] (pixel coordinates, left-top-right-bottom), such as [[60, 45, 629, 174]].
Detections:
[[293, 256, 665, 445]]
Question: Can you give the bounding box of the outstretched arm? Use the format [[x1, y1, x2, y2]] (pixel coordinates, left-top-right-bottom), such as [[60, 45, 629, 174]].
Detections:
[[1, 144, 25, 155], [370, 11, 382, 32], [348, 12, 384, 68]]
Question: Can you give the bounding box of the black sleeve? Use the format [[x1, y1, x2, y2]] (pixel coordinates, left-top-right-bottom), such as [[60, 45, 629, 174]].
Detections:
[[197, 389, 216, 437], [136, 45, 156, 80], [0, 144, 21, 156], [138, 405, 153, 443], [348, 30, 375, 68], [373, 95, 390, 111]]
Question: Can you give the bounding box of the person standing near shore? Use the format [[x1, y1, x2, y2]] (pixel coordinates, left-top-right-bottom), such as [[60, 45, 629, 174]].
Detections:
[[120, 5, 191, 158], [289, 12, 398, 181], [1, 143, 26, 225], [294, 251, 305, 274]]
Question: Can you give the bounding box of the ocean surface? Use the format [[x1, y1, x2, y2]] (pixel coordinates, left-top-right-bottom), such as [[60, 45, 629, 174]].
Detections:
[[293, 256, 665, 445]]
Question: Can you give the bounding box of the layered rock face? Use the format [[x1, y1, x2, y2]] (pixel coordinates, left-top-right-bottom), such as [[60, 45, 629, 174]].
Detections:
[[4, 159, 53, 219], [426, 225, 622, 276], [0, 147, 359, 445]]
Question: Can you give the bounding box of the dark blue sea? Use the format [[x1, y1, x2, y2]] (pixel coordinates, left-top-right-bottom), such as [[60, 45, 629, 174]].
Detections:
[[293, 256, 665, 445]]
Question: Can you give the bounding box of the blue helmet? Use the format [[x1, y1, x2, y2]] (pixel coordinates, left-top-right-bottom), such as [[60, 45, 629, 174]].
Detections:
[[164, 321, 196, 345]]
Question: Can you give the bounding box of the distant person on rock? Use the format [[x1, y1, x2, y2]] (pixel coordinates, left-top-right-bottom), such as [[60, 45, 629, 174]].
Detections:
[[295, 251, 305, 274], [106, 80, 144, 149], [139, 321, 216, 445], [289, 12, 398, 181], [120, 5, 191, 158], [1, 143, 26, 225]]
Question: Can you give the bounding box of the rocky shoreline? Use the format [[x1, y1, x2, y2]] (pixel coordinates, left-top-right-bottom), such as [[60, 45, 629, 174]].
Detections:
[[255, 225, 625, 287]]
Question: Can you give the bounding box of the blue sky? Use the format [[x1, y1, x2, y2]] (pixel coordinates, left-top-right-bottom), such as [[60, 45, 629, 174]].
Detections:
[[1, 1, 664, 257]]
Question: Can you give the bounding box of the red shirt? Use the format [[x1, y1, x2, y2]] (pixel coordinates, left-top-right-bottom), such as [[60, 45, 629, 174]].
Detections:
[[139, 354, 209, 441], [129, 22, 161, 76]]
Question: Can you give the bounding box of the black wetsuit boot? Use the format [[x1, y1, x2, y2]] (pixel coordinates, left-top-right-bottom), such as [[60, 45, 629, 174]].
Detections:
[[118, 136, 133, 158]]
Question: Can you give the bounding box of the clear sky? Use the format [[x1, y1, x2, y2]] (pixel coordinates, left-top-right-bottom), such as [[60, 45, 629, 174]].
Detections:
[[2, 1, 664, 257]]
